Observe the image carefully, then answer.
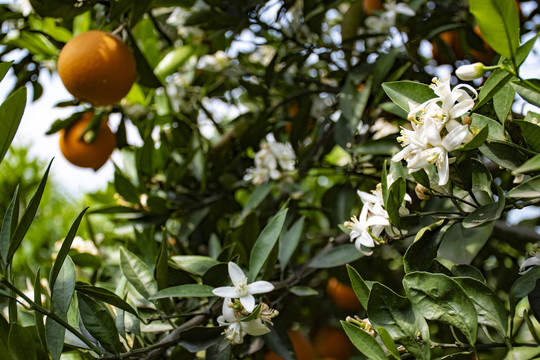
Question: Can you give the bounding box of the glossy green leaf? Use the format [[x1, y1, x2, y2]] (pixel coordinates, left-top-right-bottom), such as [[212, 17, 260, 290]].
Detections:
[[510, 266, 540, 315], [368, 282, 431, 360], [341, 321, 387, 360], [238, 182, 272, 220], [170, 255, 220, 276], [460, 125, 488, 151], [479, 141, 526, 171], [33, 269, 47, 353], [475, 69, 514, 110], [403, 272, 478, 344], [278, 216, 304, 271], [385, 177, 406, 228], [178, 326, 228, 352], [438, 222, 494, 264], [347, 264, 370, 309], [403, 220, 445, 274], [49, 208, 88, 290], [376, 326, 400, 360], [119, 247, 158, 300], [0, 187, 18, 270], [154, 45, 196, 80], [7, 159, 52, 263], [471, 114, 506, 141], [451, 265, 486, 283], [469, 0, 519, 60], [78, 294, 124, 354], [513, 153, 540, 174], [45, 316, 65, 360], [308, 244, 363, 269], [515, 118, 540, 152], [382, 81, 434, 112], [8, 324, 36, 360], [289, 286, 318, 297], [0, 62, 12, 84], [114, 167, 140, 204], [455, 277, 508, 335], [507, 174, 540, 198], [75, 283, 138, 316], [511, 80, 540, 108], [516, 33, 539, 66], [463, 185, 504, 228], [149, 284, 215, 300], [0, 87, 26, 165], [51, 255, 76, 315], [340, 73, 372, 132], [248, 207, 288, 281], [494, 83, 515, 123]]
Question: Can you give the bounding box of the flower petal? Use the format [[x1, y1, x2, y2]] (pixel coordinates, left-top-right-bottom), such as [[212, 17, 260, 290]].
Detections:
[[442, 124, 470, 151], [221, 298, 237, 322], [247, 281, 274, 295], [242, 319, 270, 336], [240, 294, 256, 312], [213, 286, 238, 298], [437, 153, 450, 186], [228, 262, 246, 285]]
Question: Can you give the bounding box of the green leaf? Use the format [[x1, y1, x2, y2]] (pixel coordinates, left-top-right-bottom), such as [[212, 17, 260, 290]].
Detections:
[[510, 266, 540, 315], [149, 284, 215, 300], [471, 114, 506, 141], [49, 208, 88, 290], [452, 265, 486, 283], [515, 118, 540, 152], [119, 247, 158, 300], [78, 294, 124, 354], [513, 153, 540, 174], [516, 33, 539, 66], [45, 316, 65, 360], [507, 174, 540, 198], [463, 185, 504, 228], [236, 182, 273, 226], [367, 283, 431, 360], [511, 79, 540, 108], [126, 29, 161, 88], [7, 159, 52, 263], [494, 83, 515, 123], [376, 327, 401, 360], [438, 222, 494, 264], [8, 324, 36, 360], [154, 45, 196, 80], [278, 217, 304, 271], [340, 321, 387, 360], [469, 0, 520, 60], [51, 255, 76, 315], [385, 177, 406, 228], [475, 69, 514, 110], [0, 187, 18, 270], [33, 269, 47, 353], [114, 167, 140, 204], [308, 244, 363, 269], [382, 81, 435, 112], [177, 326, 228, 353], [340, 72, 372, 132], [479, 141, 526, 171], [403, 272, 478, 344], [0, 87, 26, 165], [403, 220, 445, 274], [289, 286, 318, 297], [248, 207, 288, 281], [459, 125, 488, 151], [347, 264, 370, 309], [75, 284, 138, 316], [0, 62, 13, 84], [412, 169, 430, 189], [169, 255, 220, 277], [454, 277, 508, 335]]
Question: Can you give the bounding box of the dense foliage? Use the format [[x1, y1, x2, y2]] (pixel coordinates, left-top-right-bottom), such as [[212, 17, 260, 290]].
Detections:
[[1, 0, 540, 359]]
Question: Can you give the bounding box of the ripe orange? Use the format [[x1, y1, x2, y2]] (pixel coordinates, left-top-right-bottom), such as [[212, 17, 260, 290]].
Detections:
[[59, 112, 116, 170], [363, 0, 382, 15], [57, 30, 136, 106], [326, 277, 362, 312], [313, 326, 354, 360], [264, 329, 316, 360]]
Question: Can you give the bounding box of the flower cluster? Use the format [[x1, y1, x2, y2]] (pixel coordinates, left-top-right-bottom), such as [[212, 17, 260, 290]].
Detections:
[[392, 77, 477, 186], [344, 176, 411, 255], [365, 1, 415, 34], [244, 134, 296, 186], [212, 262, 278, 344]]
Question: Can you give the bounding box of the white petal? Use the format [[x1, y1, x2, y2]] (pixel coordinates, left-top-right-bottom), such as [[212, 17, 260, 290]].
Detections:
[[242, 319, 270, 336], [221, 299, 237, 322], [213, 286, 238, 298], [357, 190, 378, 204], [247, 281, 274, 295], [228, 262, 246, 285], [366, 216, 390, 227], [360, 230, 375, 248], [520, 257, 540, 273], [442, 125, 470, 151], [240, 294, 256, 312], [392, 147, 410, 162], [437, 153, 450, 186], [394, 3, 415, 16]]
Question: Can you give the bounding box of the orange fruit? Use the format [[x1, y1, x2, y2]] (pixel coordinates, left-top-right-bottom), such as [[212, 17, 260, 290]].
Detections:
[[57, 30, 136, 106], [313, 326, 354, 360], [59, 112, 116, 170], [326, 277, 362, 311], [264, 329, 316, 360], [363, 0, 383, 15]]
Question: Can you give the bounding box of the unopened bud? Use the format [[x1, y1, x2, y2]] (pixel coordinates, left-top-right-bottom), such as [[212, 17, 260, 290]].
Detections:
[[462, 115, 472, 126], [415, 183, 430, 200], [456, 62, 486, 81]]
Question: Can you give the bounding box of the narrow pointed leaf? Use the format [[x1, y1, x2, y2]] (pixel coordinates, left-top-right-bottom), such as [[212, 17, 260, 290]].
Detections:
[[0, 186, 18, 268], [8, 324, 36, 360], [341, 321, 387, 360], [346, 264, 370, 309], [382, 81, 434, 112], [119, 247, 158, 300], [0, 87, 26, 164], [34, 269, 47, 353], [51, 256, 76, 314], [76, 283, 138, 316], [149, 284, 215, 300]]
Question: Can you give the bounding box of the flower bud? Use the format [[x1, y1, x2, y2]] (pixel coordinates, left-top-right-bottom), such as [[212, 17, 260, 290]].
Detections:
[[456, 62, 486, 81], [415, 183, 430, 200]]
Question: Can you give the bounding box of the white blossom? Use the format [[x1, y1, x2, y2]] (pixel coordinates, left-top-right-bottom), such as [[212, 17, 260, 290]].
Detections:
[[217, 299, 270, 344], [456, 62, 487, 81], [212, 262, 274, 312]]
